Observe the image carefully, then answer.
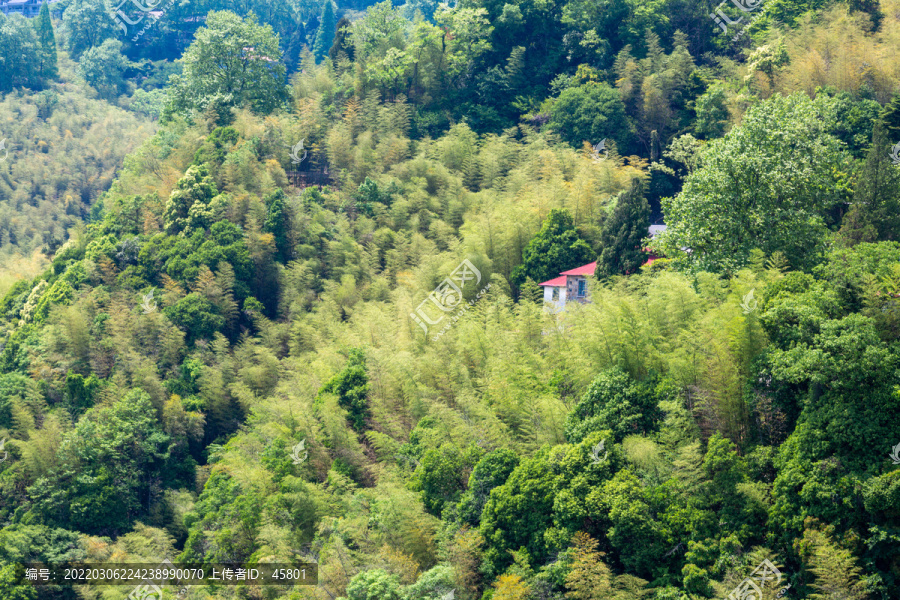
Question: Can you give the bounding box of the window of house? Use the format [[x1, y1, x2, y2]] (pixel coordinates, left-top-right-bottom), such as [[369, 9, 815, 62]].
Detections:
[[552, 287, 559, 301], [578, 279, 586, 297]]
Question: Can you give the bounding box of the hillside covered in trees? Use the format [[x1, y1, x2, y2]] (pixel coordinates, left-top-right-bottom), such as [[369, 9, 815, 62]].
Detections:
[[1, 0, 900, 599]]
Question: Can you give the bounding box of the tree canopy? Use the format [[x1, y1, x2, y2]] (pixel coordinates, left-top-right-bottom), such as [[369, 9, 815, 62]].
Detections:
[[166, 11, 290, 115], [511, 209, 594, 288], [0, 0, 899, 599]]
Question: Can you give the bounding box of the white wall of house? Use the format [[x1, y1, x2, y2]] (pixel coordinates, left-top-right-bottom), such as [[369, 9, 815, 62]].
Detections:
[[543, 285, 567, 312]]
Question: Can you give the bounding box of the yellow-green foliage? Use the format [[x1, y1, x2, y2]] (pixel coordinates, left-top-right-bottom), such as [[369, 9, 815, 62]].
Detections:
[[0, 87, 154, 253], [756, 0, 900, 101]]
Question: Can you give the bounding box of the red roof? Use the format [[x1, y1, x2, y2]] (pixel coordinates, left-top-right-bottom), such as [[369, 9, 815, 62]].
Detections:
[[560, 261, 597, 276], [538, 275, 567, 287]]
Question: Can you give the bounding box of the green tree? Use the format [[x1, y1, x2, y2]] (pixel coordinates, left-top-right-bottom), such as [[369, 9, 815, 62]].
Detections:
[[64, 371, 103, 418], [166, 11, 290, 115], [164, 293, 226, 344], [458, 448, 520, 525], [511, 209, 593, 289], [328, 16, 354, 62], [518, 277, 544, 304], [313, 0, 336, 62], [263, 188, 291, 262], [693, 84, 728, 139], [821, 90, 881, 159], [77, 39, 131, 100], [27, 390, 173, 536], [655, 93, 850, 274], [881, 92, 900, 139], [565, 367, 661, 443], [549, 82, 633, 153], [598, 470, 667, 578], [411, 444, 480, 516], [0, 373, 41, 430], [701, 434, 759, 533], [192, 126, 240, 167], [342, 569, 402, 600], [479, 448, 557, 575], [60, 0, 119, 59], [129, 88, 167, 119], [401, 565, 456, 600], [839, 122, 900, 243], [769, 313, 899, 470], [179, 471, 263, 564], [0, 13, 41, 92], [0, 564, 36, 600], [164, 165, 219, 235], [596, 178, 650, 278], [354, 177, 388, 217], [319, 348, 370, 432], [0, 524, 85, 565], [33, 0, 57, 81]]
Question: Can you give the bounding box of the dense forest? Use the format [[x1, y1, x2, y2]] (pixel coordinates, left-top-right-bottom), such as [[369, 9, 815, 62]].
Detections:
[[1, 0, 900, 598]]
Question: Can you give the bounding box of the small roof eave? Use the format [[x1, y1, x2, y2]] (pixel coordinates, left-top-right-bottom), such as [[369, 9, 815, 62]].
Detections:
[[538, 275, 567, 287]]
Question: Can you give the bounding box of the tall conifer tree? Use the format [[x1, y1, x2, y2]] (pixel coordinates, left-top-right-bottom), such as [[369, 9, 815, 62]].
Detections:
[[840, 122, 900, 243], [328, 16, 354, 63], [34, 1, 58, 81], [596, 178, 651, 278], [312, 1, 336, 62]]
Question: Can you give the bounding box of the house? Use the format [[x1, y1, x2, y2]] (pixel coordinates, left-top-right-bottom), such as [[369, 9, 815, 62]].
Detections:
[[644, 224, 667, 267], [0, 0, 55, 17], [538, 225, 668, 311], [539, 261, 596, 312]]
